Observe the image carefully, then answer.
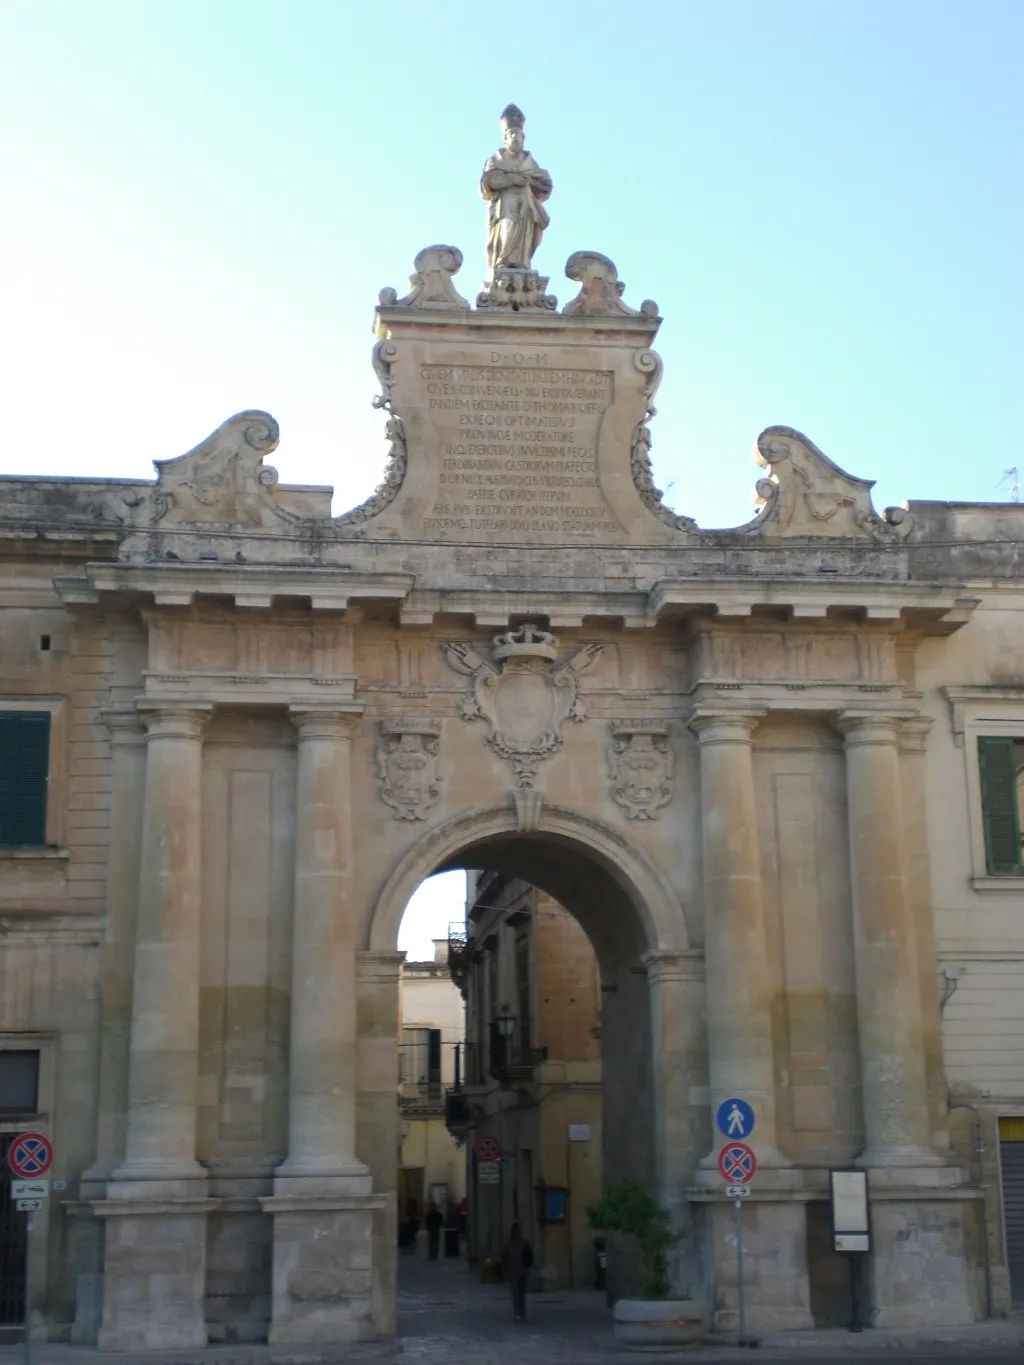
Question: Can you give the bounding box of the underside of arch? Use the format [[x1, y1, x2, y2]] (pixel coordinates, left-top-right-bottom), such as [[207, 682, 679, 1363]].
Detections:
[[366, 801, 689, 968]]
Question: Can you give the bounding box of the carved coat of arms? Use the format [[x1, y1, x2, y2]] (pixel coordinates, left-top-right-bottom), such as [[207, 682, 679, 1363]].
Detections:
[[607, 722, 674, 820], [376, 720, 442, 820], [445, 625, 603, 788]]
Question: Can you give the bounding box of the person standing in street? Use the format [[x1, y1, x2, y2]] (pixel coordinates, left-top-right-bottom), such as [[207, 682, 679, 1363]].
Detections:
[[501, 1222, 534, 1321], [425, 1202, 444, 1260]]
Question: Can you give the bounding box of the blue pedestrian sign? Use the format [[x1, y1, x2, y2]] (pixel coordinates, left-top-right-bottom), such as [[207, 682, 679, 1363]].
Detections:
[[716, 1098, 755, 1140]]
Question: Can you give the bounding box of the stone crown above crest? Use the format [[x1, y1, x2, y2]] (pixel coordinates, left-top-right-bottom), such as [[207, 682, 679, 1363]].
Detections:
[[492, 623, 559, 662]]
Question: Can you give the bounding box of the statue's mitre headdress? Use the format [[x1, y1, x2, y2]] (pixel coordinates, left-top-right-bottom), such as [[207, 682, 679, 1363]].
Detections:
[[500, 103, 526, 130]]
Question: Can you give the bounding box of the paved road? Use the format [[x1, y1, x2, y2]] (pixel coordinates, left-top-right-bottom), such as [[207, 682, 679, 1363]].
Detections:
[[397, 1251, 1022, 1364]]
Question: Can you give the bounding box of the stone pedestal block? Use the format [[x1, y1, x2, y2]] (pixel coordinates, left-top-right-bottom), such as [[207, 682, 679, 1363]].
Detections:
[[866, 1173, 979, 1327], [262, 1195, 389, 1345], [95, 1200, 214, 1350], [701, 1189, 813, 1333]]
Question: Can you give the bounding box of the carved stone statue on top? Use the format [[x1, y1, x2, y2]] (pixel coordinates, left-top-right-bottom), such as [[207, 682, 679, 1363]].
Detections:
[[478, 105, 556, 310]]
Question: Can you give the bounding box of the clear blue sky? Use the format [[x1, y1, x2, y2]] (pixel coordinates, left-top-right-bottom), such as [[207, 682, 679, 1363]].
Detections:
[[2, 0, 1021, 527], [3, 1, 1020, 948]]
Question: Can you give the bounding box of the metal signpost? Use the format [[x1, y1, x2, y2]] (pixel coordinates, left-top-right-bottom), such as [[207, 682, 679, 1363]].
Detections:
[[829, 1169, 871, 1332], [717, 1099, 757, 1348], [8, 1134, 53, 1365]]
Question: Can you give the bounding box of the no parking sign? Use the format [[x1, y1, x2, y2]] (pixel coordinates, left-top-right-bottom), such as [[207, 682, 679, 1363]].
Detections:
[[717, 1140, 757, 1186], [8, 1132, 53, 1179]]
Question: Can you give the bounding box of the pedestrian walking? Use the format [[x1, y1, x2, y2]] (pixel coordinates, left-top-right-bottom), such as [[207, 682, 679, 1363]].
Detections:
[[425, 1201, 444, 1260], [501, 1221, 534, 1321]]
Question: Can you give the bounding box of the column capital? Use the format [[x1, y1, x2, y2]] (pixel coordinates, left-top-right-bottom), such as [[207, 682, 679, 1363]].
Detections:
[[288, 706, 363, 741], [835, 710, 904, 746], [688, 707, 766, 745], [101, 705, 147, 747], [355, 951, 406, 984], [898, 715, 934, 754], [135, 701, 212, 741], [642, 948, 705, 984]]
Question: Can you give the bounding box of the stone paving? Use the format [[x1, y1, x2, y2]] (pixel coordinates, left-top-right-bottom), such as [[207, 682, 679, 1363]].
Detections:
[[0, 1254, 1021, 1365], [395, 1252, 1024, 1363]]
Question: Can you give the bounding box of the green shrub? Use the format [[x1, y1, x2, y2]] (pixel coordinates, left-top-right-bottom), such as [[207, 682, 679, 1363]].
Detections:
[[585, 1177, 681, 1299]]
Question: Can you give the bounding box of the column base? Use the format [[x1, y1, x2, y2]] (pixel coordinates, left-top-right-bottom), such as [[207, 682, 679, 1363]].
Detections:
[[94, 1197, 214, 1350], [261, 1192, 389, 1345], [865, 1180, 980, 1326], [697, 1192, 813, 1333], [856, 1144, 945, 1169], [272, 1159, 372, 1198]]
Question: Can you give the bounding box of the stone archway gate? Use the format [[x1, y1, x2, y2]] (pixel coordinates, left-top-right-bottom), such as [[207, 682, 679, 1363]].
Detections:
[[7, 197, 985, 1346]]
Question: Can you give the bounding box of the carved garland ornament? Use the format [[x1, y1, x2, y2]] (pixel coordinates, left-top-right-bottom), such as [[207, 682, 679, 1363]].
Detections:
[[607, 721, 674, 820], [445, 624, 603, 788], [375, 719, 442, 821]]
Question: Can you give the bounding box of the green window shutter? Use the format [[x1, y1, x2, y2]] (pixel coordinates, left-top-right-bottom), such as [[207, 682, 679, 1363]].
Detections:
[[978, 736, 1022, 875], [0, 712, 51, 846]]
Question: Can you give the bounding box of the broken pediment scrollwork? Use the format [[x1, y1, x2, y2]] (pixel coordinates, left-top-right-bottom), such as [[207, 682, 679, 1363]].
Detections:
[[378, 245, 470, 312], [750, 427, 912, 541], [445, 624, 604, 788], [562, 252, 659, 319], [149, 411, 292, 528], [630, 348, 696, 534], [334, 340, 409, 530], [375, 718, 443, 821], [607, 721, 674, 820]]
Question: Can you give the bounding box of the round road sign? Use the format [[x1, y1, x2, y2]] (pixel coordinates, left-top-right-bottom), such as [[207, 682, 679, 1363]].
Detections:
[[717, 1140, 757, 1185], [8, 1132, 53, 1179], [475, 1134, 501, 1162], [716, 1097, 755, 1141]]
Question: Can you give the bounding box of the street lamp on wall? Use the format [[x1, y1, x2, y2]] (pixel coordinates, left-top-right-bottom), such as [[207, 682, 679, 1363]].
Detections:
[[496, 1005, 516, 1039]]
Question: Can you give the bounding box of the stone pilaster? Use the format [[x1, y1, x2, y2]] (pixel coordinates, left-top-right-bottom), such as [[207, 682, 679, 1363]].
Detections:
[[690, 708, 786, 1167], [83, 709, 148, 1190], [898, 717, 951, 1155], [99, 703, 213, 1351], [263, 708, 385, 1348], [356, 951, 405, 1339], [643, 949, 708, 1296], [837, 711, 939, 1168], [73, 709, 147, 1344]]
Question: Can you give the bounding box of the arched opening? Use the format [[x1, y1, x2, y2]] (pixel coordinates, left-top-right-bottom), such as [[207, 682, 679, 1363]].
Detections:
[[375, 806, 693, 1308]]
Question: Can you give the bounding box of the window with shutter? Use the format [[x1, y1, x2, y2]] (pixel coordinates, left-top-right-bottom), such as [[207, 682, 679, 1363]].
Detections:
[[978, 735, 1023, 875], [0, 712, 51, 846]]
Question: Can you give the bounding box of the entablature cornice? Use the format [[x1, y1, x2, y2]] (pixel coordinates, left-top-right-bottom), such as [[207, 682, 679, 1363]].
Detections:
[[943, 684, 1024, 746], [54, 563, 415, 612], [647, 578, 977, 632], [140, 671, 358, 706]]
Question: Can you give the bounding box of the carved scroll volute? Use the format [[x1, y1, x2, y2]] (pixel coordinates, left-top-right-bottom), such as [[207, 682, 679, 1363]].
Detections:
[[751, 426, 912, 541], [150, 410, 285, 527], [376, 719, 443, 821], [607, 721, 674, 820]]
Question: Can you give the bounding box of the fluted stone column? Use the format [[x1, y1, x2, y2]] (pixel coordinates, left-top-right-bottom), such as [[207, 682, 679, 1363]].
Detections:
[[838, 711, 939, 1167], [275, 706, 369, 1189], [691, 708, 786, 1167], [264, 707, 383, 1348], [99, 703, 213, 1351], [111, 703, 211, 1187]]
